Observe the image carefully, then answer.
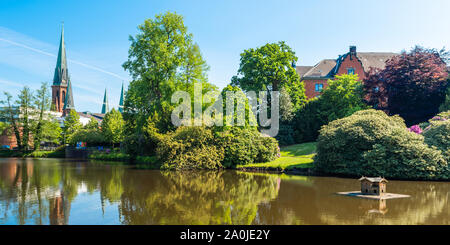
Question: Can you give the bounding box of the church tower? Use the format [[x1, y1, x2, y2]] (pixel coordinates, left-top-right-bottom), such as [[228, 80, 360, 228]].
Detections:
[[51, 24, 72, 113]]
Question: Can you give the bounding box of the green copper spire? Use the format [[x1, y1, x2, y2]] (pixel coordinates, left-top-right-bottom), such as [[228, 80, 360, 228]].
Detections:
[[53, 23, 69, 86], [118, 82, 125, 113], [101, 88, 109, 114], [63, 79, 75, 111]]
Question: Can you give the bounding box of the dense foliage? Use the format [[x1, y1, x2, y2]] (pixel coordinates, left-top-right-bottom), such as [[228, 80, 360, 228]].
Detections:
[[294, 74, 368, 143], [157, 126, 225, 170], [439, 86, 450, 112], [0, 82, 60, 150], [364, 46, 449, 125], [315, 109, 448, 180], [101, 109, 125, 146], [155, 126, 280, 170], [215, 127, 279, 168], [423, 120, 450, 161]]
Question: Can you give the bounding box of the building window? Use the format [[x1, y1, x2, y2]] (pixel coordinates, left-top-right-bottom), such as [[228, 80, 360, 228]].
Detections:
[[315, 83, 323, 92], [373, 86, 379, 93], [347, 68, 355, 75]]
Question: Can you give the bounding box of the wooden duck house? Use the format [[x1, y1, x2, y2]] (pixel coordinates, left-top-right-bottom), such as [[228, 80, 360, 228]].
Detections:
[[359, 177, 388, 196]]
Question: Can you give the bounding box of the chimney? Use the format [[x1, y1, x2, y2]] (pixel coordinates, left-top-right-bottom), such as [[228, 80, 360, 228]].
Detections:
[[349, 46, 356, 59]]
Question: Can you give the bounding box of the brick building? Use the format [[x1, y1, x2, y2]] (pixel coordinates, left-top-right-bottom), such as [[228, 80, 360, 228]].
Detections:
[[296, 46, 397, 99]]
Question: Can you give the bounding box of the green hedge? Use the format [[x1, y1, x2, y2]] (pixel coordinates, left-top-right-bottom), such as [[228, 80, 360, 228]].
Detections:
[[315, 109, 448, 180]]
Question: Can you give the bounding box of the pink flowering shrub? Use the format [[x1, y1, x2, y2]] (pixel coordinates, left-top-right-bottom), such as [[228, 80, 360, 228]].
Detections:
[[408, 125, 423, 134]]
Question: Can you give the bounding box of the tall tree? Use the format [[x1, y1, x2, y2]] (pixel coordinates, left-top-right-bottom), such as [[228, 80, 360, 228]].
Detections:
[[364, 46, 449, 125], [231, 41, 307, 111], [63, 109, 82, 144], [122, 11, 215, 134], [33, 82, 51, 150], [16, 87, 34, 151]]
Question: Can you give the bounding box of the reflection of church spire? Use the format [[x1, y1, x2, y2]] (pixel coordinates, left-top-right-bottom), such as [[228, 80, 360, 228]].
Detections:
[[118, 82, 125, 113], [49, 192, 71, 225], [101, 88, 109, 114]]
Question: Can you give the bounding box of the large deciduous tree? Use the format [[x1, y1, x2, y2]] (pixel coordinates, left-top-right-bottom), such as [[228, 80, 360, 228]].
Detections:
[[231, 41, 307, 111], [123, 11, 215, 134], [364, 46, 449, 125]]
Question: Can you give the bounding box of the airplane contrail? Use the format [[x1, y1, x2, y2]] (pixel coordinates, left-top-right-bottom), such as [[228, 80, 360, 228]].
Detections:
[[0, 37, 129, 81]]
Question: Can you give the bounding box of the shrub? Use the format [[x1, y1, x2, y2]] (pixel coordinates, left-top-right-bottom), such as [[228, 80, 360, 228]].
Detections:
[[215, 127, 279, 168], [157, 127, 224, 170], [315, 109, 448, 180], [423, 121, 450, 162]]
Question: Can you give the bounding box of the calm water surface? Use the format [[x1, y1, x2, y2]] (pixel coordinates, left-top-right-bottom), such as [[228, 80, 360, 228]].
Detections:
[[0, 158, 448, 225]]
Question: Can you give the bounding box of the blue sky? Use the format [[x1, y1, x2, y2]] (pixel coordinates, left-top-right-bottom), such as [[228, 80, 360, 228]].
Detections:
[[0, 0, 450, 112]]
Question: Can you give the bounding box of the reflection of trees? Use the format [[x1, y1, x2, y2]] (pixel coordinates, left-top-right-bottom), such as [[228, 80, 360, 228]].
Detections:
[[0, 158, 448, 225], [118, 171, 279, 225]]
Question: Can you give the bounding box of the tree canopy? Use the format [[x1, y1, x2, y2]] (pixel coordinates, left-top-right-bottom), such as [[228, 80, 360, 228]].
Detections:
[[364, 46, 449, 125]]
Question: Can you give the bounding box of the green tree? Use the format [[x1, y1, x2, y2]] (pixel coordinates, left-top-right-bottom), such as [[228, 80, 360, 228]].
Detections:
[[33, 82, 52, 150], [123, 11, 214, 133], [294, 74, 368, 143], [63, 109, 82, 144], [41, 119, 62, 145], [101, 108, 125, 146], [85, 117, 99, 130], [122, 11, 216, 155], [0, 92, 22, 149], [16, 87, 35, 151], [231, 41, 307, 110]]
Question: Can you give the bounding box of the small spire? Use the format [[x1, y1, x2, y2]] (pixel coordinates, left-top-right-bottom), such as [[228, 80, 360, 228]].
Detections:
[[118, 82, 125, 113], [63, 79, 75, 115], [101, 88, 109, 114]]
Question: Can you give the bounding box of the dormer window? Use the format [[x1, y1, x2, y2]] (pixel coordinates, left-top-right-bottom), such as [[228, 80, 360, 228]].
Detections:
[[347, 68, 355, 75]]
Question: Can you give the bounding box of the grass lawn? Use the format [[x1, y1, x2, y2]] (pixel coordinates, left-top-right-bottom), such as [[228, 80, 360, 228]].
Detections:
[[237, 142, 316, 171]]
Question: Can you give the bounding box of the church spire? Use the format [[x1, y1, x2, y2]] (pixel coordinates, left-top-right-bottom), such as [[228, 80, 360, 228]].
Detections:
[[101, 88, 109, 114], [118, 82, 125, 113], [53, 23, 69, 86], [63, 79, 75, 115]]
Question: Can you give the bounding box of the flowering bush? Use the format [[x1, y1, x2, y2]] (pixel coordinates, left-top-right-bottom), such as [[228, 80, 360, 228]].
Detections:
[[408, 125, 423, 134], [315, 109, 448, 180]]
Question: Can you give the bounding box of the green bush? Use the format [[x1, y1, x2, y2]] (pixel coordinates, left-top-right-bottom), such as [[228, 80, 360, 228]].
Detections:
[[215, 127, 279, 168], [156, 126, 280, 170], [423, 121, 450, 162], [315, 109, 448, 180], [255, 136, 279, 163], [157, 127, 224, 170]]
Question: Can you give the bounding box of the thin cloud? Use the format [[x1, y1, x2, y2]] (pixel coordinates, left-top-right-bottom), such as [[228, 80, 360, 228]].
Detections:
[[0, 37, 128, 81]]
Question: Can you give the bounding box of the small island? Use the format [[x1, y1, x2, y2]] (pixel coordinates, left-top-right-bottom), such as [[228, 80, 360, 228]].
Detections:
[[336, 177, 410, 200]]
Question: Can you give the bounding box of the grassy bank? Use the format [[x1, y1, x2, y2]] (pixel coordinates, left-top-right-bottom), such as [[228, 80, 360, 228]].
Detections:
[[0, 148, 65, 158], [88, 152, 161, 168], [237, 142, 316, 172]]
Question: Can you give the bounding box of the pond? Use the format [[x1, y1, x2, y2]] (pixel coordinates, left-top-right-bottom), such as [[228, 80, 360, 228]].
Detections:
[[0, 158, 448, 225]]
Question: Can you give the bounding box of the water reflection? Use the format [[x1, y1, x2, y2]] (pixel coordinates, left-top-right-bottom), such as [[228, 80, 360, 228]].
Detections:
[[0, 158, 448, 225]]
